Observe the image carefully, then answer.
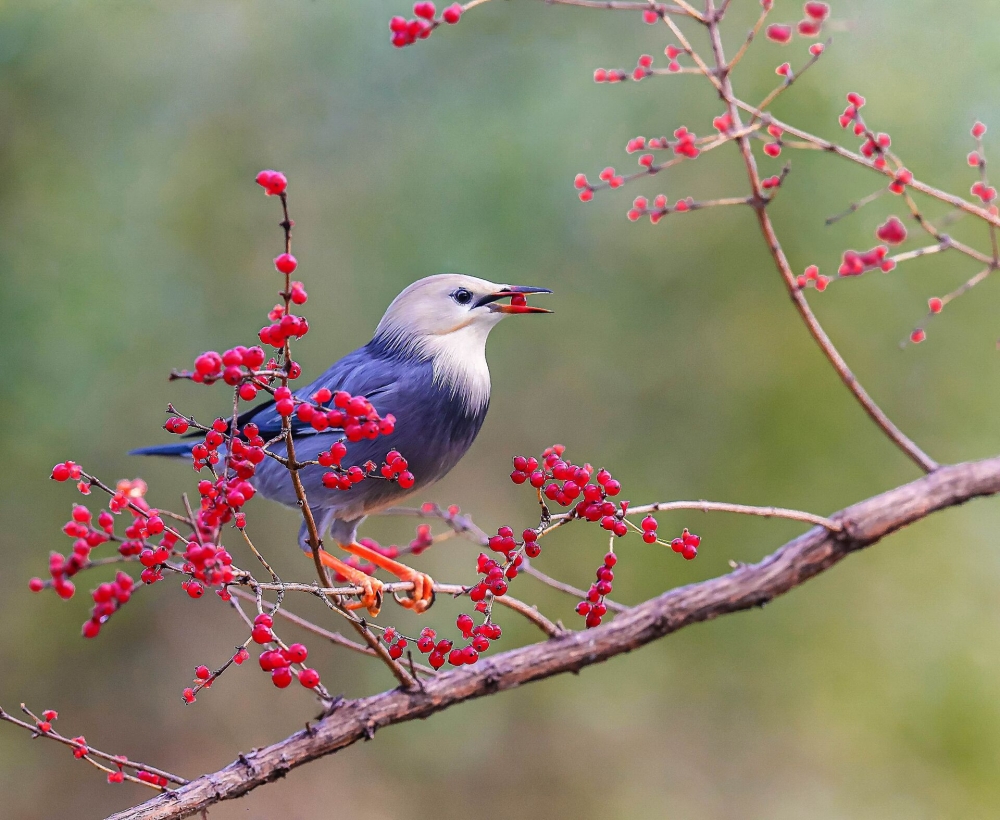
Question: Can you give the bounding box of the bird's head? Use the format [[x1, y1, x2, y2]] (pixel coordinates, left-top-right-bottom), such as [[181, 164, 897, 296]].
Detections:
[[374, 273, 551, 349], [372, 274, 552, 413]]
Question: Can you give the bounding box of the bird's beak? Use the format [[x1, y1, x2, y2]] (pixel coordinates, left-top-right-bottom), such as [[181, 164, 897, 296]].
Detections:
[[476, 285, 553, 314]]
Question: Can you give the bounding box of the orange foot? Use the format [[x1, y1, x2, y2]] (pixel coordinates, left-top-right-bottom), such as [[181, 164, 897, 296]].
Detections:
[[318, 549, 384, 616], [339, 542, 435, 614]]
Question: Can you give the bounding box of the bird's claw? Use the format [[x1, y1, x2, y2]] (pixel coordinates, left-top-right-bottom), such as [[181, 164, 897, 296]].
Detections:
[[345, 575, 384, 617], [393, 571, 435, 613]]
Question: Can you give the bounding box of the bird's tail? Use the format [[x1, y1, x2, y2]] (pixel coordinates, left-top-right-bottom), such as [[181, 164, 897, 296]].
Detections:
[[128, 442, 195, 459]]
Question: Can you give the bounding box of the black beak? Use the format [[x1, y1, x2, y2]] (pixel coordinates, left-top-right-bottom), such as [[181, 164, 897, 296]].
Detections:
[[475, 285, 553, 313]]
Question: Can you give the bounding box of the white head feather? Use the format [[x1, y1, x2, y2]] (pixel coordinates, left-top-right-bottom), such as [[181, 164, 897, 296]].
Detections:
[[373, 274, 518, 415]]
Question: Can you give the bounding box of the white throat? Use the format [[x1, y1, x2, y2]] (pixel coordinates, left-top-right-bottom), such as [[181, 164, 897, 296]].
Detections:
[[420, 321, 494, 415]]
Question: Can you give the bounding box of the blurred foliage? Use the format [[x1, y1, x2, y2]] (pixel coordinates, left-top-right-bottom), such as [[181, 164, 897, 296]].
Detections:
[[3, 0, 1000, 817]]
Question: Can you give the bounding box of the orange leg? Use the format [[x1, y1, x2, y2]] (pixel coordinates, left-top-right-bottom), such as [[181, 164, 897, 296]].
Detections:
[[318, 549, 384, 616], [338, 542, 435, 614]]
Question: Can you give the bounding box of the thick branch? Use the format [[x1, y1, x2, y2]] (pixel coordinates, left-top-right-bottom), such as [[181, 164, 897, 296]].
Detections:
[[108, 455, 1000, 820]]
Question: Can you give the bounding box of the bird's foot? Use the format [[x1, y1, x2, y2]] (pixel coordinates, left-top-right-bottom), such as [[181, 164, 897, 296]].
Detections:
[[338, 542, 435, 614], [318, 549, 383, 616], [392, 567, 436, 614]]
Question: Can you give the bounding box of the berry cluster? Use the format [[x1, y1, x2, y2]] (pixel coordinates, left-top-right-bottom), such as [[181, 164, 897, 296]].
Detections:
[[82, 572, 135, 638], [795, 265, 830, 291], [410, 616, 502, 669], [765, 2, 830, 44], [838, 245, 892, 276], [255, 170, 287, 196], [389, 2, 462, 48], [670, 528, 702, 559], [628, 195, 696, 224], [575, 552, 616, 628], [249, 615, 322, 691], [763, 124, 783, 158]]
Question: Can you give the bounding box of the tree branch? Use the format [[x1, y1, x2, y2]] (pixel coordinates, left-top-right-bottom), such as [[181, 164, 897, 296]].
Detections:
[[107, 455, 1000, 820]]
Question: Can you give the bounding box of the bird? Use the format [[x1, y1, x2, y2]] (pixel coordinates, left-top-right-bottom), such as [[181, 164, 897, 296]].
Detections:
[[131, 274, 551, 616]]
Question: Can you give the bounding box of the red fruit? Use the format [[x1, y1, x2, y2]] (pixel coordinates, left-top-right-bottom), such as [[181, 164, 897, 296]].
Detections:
[[875, 216, 907, 245], [928, 297, 943, 314], [182, 688, 196, 704], [195, 665, 211, 680], [285, 643, 308, 663], [763, 142, 782, 157], [271, 667, 293, 688], [682, 544, 698, 560], [413, 1, 435, 19], [797, 19, 820, 36], [442, 3, 461, 23], [804, 2, 829, 19], [29, 578, 44, 592], [910, 328, 926, 344], [448, 648, 465, 666], [274, 253, 297, 274], [252, 624, 273, 644], [766, 24, 792, 43], [255, 170, 287, 196], [51, 463, 71, 482], [642, 8, 658, 23], [972, 121, 988, 139], [298, 668, 320, 688], [457, 613, 474, 635], [397, 471, 415, 489], [428, 651, 446, 669]]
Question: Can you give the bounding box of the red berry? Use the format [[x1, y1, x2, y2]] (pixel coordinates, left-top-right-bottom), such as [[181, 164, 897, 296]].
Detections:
[[195, 665, 211, 680], [413, 1, 435, 19], [274, 253, 297, 274], [271, 667, 293, 688], [255, 170, 287, 196], [442, 3, 461, 23], [804, 2, 829, 19], [875, 216, 907, 245], [285, 643, 308, 663], [298, 668, 320, 688], [766, 24, 792, 43]]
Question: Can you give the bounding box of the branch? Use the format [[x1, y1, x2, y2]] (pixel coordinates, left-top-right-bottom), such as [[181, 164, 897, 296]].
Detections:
[[107, 455, 1000, 820], [699, 4, 939, 474]]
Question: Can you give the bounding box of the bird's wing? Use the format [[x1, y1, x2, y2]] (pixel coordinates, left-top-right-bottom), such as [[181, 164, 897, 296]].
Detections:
[[238, 344, 402, 440]]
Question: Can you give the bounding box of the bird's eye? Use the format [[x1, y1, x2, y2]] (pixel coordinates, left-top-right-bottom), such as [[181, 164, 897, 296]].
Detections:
[[452, 288, 474, 306]]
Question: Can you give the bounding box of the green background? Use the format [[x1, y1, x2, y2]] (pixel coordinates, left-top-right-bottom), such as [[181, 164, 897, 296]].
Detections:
[[3, 1, 1000, 817]]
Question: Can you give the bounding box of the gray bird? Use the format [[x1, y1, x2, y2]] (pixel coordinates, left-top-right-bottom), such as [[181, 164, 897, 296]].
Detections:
[[132, 274, 551, 615]]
